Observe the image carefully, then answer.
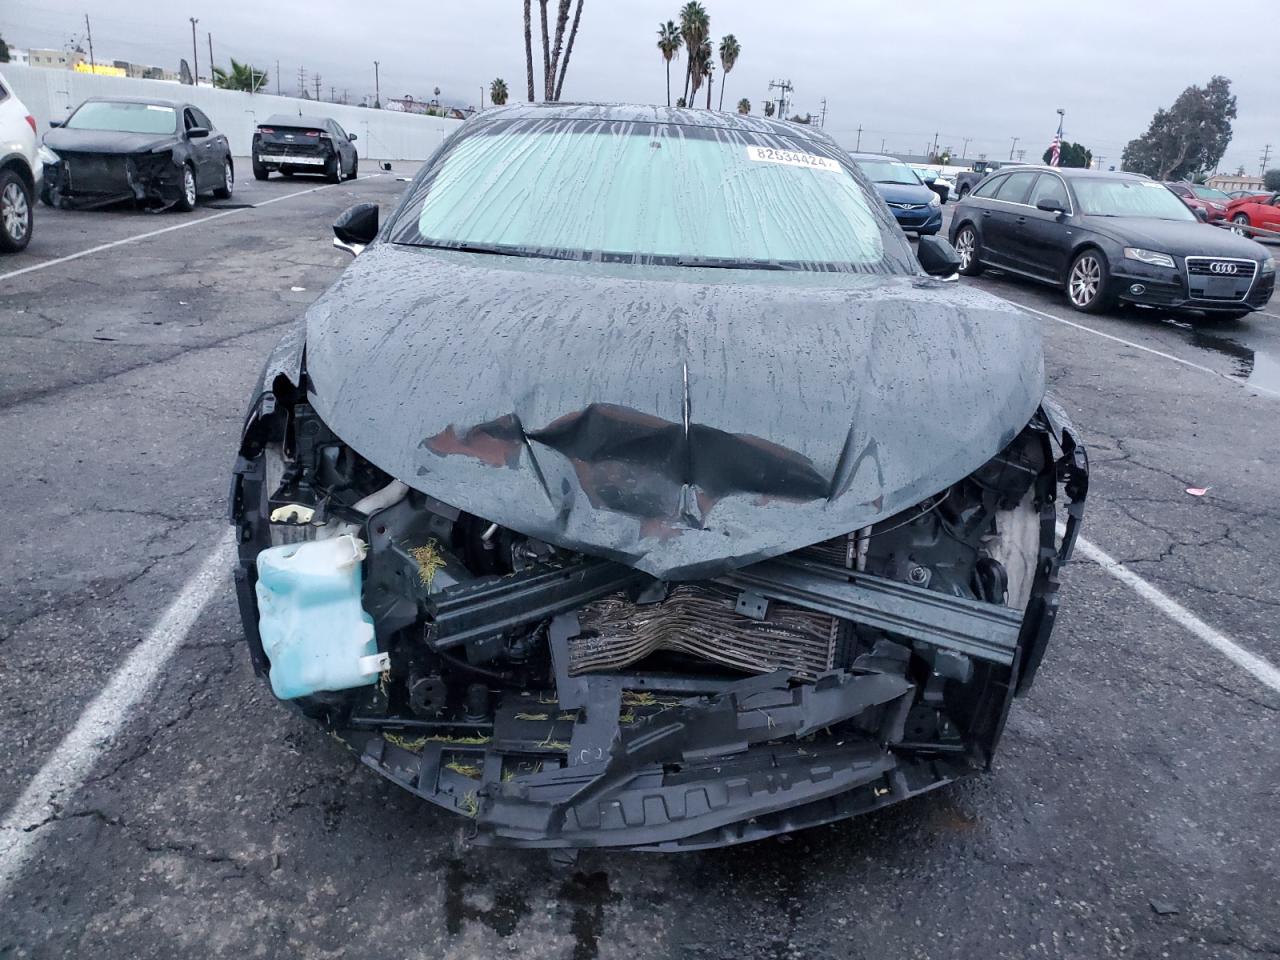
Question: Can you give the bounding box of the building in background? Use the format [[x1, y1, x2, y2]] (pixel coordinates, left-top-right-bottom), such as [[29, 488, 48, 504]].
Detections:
[[1207, 173, 1265, 194], [28, 48, 84, 70]]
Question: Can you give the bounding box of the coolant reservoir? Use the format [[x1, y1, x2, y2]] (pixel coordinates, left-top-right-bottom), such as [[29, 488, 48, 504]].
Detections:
[[256, 534, 388, 700]]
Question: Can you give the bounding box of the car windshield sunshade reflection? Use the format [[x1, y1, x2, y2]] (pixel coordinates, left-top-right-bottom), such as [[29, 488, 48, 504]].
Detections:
[[65, 101, 178, 135], [1074, 179, 1197, 220], [388, 118, 913, 273]]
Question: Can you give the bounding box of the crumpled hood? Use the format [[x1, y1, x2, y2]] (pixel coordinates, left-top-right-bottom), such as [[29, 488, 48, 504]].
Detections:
[[303, 243, 1044, 579], [44, 127, 179, 156]]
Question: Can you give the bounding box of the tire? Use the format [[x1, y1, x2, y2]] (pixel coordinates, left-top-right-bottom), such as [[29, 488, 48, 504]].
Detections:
[[953, 223, 983, 276], [1230, 213, 1250, 237], [0, 168, 33, 253], [958, 184, 971, 199], [253, 158, 269, 181], [213, 158, 234, 199], [174, 163, 197, 212], [1065, 248, 1114, 313], [346, 155, 358, 180], [326, 155, 342, 184]]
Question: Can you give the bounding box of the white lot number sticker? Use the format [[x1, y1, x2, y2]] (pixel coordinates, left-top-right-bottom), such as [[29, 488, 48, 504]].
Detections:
[[746, 145, 841, 173]]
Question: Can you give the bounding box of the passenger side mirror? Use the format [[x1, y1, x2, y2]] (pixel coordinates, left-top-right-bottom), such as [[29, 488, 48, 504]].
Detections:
[[1035, 197, 1066, 214], [187, 126, 210, 138], [49, 119, 63, 129], [348, 133, 357, 142], [333, 202, 379, 256], [917, 236, 962, 277]]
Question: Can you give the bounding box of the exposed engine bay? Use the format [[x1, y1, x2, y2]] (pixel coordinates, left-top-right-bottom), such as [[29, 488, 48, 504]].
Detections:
[[230, 383, 1088, 851]]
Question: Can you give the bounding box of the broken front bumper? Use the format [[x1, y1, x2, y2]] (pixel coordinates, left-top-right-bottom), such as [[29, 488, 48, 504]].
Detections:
[[41, 153, 186, 209]]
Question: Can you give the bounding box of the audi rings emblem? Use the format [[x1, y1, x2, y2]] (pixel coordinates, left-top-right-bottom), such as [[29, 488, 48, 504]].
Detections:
[[1209, 262, 1239, 275]]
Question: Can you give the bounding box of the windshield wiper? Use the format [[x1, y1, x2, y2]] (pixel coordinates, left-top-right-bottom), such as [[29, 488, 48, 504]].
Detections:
[[414, 239, 583, 261], [674, 255, 791, 271]]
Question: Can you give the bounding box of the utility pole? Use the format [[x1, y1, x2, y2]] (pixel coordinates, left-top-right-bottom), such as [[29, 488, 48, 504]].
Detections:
[[373, 61, 381, 109], [768, 79, 793, 120], [189, 18, 199, 85], [1261, 144, 1273, 176], [1094, 154, 1105, 171], [1009, 136, 1019, 161], [819, 98, 827, 129], [297, 66, 307, 98], [855, 124, 862, 151], [480, 85, 485, 110], [1016, 149, 1026, 162], [207, 33, 214, 85], [84, 14, 95, 72], [276, 60, 281, 96], [932, 131, 940, 159], [314, 74, 322, 101], [880, 137, 886, 153], [961, 137, 971, 160]]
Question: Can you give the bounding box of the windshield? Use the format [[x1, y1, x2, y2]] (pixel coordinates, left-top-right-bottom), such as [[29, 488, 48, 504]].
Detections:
[[854, 159, 923, 186], [1191, 185, 1230, 201], [390, 119, 915, 273], [1073, 179, 1197, 220], [65, 101, 177, 135]]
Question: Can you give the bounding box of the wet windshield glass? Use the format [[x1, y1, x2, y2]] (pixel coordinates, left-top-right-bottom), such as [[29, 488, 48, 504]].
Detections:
[[854, 158, 923, 185], [65, 101, 178, 135], [1073, 179, 1198, 220], [389, 118, 914, 272]]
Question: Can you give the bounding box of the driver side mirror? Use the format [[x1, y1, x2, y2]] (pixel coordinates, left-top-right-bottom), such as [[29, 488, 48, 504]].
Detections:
[[1035, 197, 1067, 214], [917, 236, 962, 278], [333, 202, 379, 256], [186, 126, 209, 139], [1193, 207, 1208, 222], [49, 119, 64, 129], [348, 133, 357, 142]]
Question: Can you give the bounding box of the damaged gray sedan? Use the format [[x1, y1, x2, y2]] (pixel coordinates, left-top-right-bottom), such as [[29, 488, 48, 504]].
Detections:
[[229, 104, 1089, 851]]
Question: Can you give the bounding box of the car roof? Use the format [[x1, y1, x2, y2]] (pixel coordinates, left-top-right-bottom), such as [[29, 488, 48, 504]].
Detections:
[[848, 152, 903, 162], [81, 96, 187, 109], [263, 114, 334, 128], [473, 102, 842, 148], [984, 164, 1148, 182]]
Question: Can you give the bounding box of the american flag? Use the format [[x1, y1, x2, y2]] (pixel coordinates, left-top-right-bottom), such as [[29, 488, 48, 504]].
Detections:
[[1049, 117, 1064, 167]]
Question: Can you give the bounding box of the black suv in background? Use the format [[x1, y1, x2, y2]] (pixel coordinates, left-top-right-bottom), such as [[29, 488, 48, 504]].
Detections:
[[251, 115, 358, 182], [948, 166, 1276, 318]]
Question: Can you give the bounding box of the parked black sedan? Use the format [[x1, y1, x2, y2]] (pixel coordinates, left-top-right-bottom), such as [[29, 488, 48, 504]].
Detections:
[[251, 114, 358, 182], [39, 97, 233, 211], [228, 104, 1088, 851], [949, 166, 1275, 317]]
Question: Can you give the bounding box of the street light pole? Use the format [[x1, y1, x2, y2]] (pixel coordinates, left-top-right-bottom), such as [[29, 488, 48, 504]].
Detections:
[[373, 61, 381, 109], [189, 18, 199, 85], [1009, 136, 1019, 161]]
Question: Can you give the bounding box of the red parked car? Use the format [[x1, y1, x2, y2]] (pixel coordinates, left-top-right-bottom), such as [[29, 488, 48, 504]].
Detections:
[[1226, 192, 1280, 238], [1163, 182, 1231, 222]]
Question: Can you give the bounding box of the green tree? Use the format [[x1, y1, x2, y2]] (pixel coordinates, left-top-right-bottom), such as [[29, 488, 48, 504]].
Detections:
[[717, 34, 740, 112], [1042, 140, 1093, 168], [737, 98, 750, 115], [1264, 169, 1280, 192], [0, 35, 10, 63], [489, 78, 509, 106], [656, 20, 682, 107], [1121, 76, 1236, 180], [212, 58, 268, 92], [676, 96, 687, 108], [678, 3, 709, 106]]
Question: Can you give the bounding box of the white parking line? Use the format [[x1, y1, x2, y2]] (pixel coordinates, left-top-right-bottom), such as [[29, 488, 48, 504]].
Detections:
[[1012, 301, 1280, 399], [1067, 529, 1280, 694], [0, 531, 235, 894], [0, 174, 382, 284]]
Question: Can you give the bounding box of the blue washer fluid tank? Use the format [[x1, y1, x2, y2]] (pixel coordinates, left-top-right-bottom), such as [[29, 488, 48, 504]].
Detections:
[[256, 534, 389, 700]]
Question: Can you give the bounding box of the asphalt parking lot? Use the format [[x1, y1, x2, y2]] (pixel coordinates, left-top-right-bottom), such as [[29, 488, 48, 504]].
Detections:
[[1, 168, 1278, 960]]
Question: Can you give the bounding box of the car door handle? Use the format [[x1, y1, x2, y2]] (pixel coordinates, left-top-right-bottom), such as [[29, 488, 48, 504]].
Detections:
[[1016, 216, 1027, 224], [981, 210, 991, 217]]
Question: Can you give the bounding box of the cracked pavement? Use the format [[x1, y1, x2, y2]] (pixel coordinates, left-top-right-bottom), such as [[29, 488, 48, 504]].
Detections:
[[0, 174, 1277, 960]]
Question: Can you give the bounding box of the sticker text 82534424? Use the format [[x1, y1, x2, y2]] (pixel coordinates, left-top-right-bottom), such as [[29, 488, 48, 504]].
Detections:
[[745, 145, 842, 173]]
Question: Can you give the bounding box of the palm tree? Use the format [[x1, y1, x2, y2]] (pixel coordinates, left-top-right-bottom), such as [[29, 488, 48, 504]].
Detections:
[[737, 98, 750, 115], [689, 38, 711, 108], [717, 34, 739, 112], [490, 78, 509, 106], [552, 0, 584, 101], [212, 58, 268, 92], [523, 0, 535, 101], [656, 20, 682, 107], [703, 55, 714, 110], [678, 2, 708, 106]]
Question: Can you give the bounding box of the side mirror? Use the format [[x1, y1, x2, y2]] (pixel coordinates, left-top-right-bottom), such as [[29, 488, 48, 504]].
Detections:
[[917, 236, 962, 278], [1193, 207, 1208, 222], [333, 202, 379, 256], [186, 126, 209, 139], [348, 133, 358, 142], [1035, 197, 1066, 214], [49, 119, 63, 129]]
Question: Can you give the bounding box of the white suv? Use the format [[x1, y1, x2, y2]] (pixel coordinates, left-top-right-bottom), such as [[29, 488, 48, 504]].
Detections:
[[0, 69, 38, 253]]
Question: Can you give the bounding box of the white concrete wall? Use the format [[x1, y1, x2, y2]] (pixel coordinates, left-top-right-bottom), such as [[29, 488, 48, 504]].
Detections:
[[1, 63, 460, 161]]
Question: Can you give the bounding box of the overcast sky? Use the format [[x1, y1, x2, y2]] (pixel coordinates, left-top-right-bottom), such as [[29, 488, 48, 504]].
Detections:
[[3, 0, 1276, 174]]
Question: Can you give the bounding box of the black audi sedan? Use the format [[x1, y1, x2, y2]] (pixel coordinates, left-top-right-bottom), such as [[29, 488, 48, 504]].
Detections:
[[949, 166, 1275, 317], [39, 97, 233, 211], [229, 104, 1088, 851]]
